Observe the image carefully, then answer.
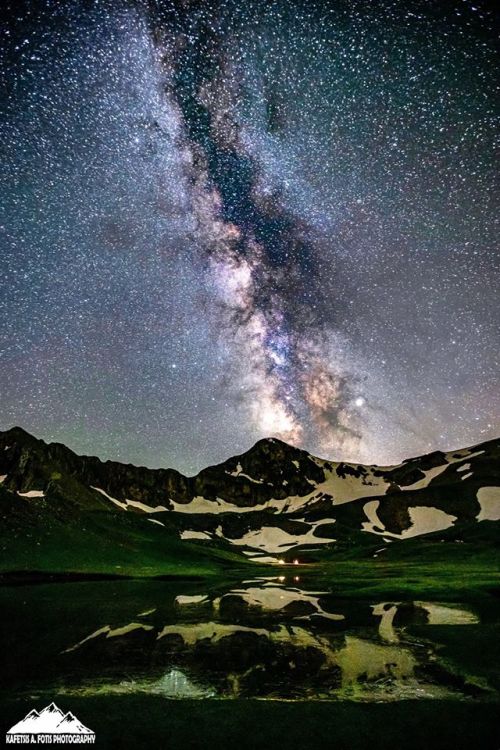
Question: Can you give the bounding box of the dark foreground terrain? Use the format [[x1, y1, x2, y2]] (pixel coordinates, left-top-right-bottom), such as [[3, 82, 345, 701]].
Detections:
[[2, 695, 499, 750]]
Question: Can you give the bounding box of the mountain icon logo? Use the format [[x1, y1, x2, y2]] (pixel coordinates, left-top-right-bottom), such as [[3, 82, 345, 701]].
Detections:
[[6, 702, 95, 743]]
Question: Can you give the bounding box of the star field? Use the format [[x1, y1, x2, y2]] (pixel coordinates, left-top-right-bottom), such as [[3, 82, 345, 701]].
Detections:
[[0, 0, 498, 473]]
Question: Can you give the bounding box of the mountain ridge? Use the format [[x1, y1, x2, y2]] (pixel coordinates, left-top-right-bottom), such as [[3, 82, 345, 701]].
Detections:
[[3, 423, 498, 476], [0, 426, 499, 569]]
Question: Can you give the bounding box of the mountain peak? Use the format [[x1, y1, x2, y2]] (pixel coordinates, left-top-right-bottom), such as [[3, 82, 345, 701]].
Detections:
[[1, 425, 36, 443], [247, 436, 302, 454], [0, 424, 498, 564], [191, 434, 327, 500]]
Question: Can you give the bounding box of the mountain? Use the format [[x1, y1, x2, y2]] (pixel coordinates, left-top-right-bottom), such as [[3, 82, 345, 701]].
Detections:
[[0, 426, 499, 573]]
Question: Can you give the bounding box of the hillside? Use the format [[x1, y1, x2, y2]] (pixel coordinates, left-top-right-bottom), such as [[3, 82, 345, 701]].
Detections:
[[0, 426, 499, 576]]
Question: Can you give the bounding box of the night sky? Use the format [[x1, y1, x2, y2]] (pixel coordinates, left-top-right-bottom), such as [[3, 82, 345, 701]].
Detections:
[[1, 0, 498, 474]]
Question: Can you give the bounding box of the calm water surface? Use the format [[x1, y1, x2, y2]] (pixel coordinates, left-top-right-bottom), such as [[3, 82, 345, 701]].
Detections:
[[0, 576, 495, 703]]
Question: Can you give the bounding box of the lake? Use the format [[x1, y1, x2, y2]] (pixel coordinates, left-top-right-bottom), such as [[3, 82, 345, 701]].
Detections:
[[1, 575, 499, 748]]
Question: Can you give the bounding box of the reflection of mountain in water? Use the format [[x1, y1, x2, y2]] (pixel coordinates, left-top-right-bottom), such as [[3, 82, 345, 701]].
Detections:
[[58, 577, 483, 702]]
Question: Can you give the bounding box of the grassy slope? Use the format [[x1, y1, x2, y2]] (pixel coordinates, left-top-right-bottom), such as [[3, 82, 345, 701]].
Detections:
[[0, 502, 254, 577], [298, 520, 500, 599], [1, 480, 499, 596], [2, 525, 499, 599]]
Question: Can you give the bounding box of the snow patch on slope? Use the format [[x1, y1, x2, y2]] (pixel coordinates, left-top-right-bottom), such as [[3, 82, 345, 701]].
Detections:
[[400, 464, 449, 491], [313, 463, 392, 505], [227, 463, 265, 483], [362, 501, 456, 539], [92, 486, 167, 513], [180, 530, 212, 541], [216, 517, 336, 554], [171, 495, 258, 514], [476, 487, 500, 521]]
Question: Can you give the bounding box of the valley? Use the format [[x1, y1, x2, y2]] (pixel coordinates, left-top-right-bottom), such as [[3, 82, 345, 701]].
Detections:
[[1, 426, 499, 748]]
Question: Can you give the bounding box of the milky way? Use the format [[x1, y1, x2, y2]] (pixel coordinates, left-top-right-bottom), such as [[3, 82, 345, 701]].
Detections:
[[0, 0, 498, 473]]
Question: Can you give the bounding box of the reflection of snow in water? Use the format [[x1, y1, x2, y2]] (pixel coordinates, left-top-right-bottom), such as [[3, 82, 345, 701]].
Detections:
[[372, 603, 399, 643], [157, 621, 269, 643], [58, 582, 483, 702], [175, 594, 209, 605], [63, 622, 154, 653], [336, 636, 416, 687], [62, 621, 456, 701], [157, 620, 341, 669], [59, 575, 482, 703], [416, 602, 479, 625], [372, 600, 478, 641], [213, 581, 344, 621]]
